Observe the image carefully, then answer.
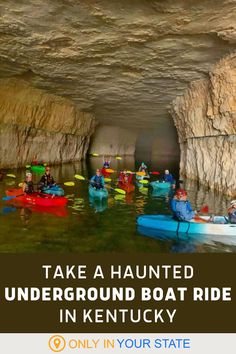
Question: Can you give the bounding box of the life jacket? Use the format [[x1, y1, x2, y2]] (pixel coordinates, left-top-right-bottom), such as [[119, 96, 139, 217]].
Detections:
[[94, 175, 103, 184], [228, 209, 236, 224], [171, 199, 195, 221], [24, 180, 34, 194], [41, 173, 54, 187]]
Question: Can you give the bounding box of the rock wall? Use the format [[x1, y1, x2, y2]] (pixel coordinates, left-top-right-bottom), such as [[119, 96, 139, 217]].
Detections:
[[89, 125, 137, 156], [0, 78, 96, 168], [171, 54, 236, 196]]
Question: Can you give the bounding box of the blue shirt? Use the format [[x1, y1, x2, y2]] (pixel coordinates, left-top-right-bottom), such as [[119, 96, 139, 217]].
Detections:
[[90, 175, 105, 187], [164, 173, 174, 183], [171, 199, 195, 221]]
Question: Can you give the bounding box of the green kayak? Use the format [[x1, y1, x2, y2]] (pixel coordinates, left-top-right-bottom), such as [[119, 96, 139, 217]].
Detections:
[[30, 165, 45, 174]]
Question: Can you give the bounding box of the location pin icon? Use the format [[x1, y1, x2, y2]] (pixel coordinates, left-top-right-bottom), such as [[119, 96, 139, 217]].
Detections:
[[54, 338, 61, 349]]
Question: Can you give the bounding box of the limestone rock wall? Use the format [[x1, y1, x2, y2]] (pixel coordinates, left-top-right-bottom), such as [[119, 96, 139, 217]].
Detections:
[[171, 54, 236, 196], [89, 125, 137, 156], [0, 78, 96, 167]]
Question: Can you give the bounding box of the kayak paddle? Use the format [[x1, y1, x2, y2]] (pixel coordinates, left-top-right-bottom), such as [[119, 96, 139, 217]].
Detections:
[[64, 182, 75, 187], [150, 171, 160, 175], [138, 179, 149, 185], [2, 194, 24, 201], [74, 174, 85, 181], [107, 186, 126, 195], [104, 178, 112, 183]]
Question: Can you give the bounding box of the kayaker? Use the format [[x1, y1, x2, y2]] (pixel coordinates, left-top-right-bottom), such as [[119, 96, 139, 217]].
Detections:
[[119, 170, 133, 185], [22, 172, 34, 195], [90, 169, 105, 190], [38, 166, 55, 190], [103, 157, 111, 169], [163, 170, 175, 184], [171, 189, 196, 221], [228, 200, 236, 224], [139, 162, 148, 173]]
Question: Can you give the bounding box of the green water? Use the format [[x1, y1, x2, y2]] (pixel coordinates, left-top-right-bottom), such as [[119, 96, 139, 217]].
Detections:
[[0, 157, 235, 253]]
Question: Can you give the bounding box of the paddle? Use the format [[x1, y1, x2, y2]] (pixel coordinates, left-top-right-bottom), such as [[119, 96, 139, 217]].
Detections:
[[138, 179, 149, 185], [150, 171, 160, 175], [104, 178, 112, 183], [106, 185, 126, 195], [2, 194, 24, 201]]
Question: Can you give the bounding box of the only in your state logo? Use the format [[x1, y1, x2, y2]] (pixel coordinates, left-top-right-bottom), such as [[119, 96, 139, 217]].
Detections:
[[48, 335, 66, 352]]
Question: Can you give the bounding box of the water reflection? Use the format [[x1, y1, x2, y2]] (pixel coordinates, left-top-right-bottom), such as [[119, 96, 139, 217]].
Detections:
[[0, 157, 235, 253]]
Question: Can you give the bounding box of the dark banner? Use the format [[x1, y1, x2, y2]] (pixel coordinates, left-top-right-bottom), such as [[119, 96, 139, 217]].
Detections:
[[0, 253, 235, 333]]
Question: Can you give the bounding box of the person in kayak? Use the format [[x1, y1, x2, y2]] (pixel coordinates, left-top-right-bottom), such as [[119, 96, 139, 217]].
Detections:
[[171, 189, 196, 221], [163, 170, 174, 183], [38, 166, 55, 190], [22, 172, 34, 194], [228, 200, 236, 224], [119, 170, 133, 185], [103, 156, 111, 169], [90, 169, 105, 190], [139, 162, 148, 173]]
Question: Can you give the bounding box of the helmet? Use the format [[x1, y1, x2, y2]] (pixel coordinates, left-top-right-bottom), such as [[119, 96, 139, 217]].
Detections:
[[175, 188, 187, 197], [230, 200, 236, 206], [26, 172, 32, 178]]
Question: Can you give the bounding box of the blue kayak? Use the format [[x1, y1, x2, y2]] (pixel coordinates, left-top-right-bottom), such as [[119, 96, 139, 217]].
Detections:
[[137, 214, 236, 237], [89, 185, 108, 199], [42, 185, 65, 196], [150, 181, 171, 190]]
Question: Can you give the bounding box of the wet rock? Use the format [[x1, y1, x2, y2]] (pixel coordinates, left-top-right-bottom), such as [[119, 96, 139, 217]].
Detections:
[[171, 54, 236, 196], [0, 78, 96, 167]]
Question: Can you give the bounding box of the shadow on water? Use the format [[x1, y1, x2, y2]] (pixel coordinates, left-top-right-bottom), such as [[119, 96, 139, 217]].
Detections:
[[0, 156, 235, 253]]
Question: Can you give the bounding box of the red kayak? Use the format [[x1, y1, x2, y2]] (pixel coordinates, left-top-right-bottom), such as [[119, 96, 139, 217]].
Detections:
[[101, 167, 111, 178], [118, 182, 135, 194], [6, 189, 68, 207]]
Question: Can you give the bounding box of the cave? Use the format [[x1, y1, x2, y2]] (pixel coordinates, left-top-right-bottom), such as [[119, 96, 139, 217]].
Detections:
[[0, 0, 236, 195]]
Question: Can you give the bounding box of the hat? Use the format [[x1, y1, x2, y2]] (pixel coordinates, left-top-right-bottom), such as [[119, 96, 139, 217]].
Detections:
[[230, 200, 236, 206], [26, 172, 32, 177], [175, 188, 187, 197]]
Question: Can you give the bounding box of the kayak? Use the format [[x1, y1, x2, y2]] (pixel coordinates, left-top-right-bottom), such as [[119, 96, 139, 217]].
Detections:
[[118, 182, 135, 194], [6, 189, 68, 207], [137, 214, 236, 236], [89, 185, 108, 199], [42, 185, 65, 196], [137, 225, 236, 248], [150, 181, 171, 190], [101, 167, 111, 178], [30, 165, 45, 174]]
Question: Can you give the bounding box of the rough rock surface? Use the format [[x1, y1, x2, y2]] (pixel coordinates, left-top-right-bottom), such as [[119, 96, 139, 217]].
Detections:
[[1, 0, 236, 132], [89, 125, 137, 156], [171, 54, 236, 196], [0, 1, 236, 186], [0, 78, 95, 167]]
